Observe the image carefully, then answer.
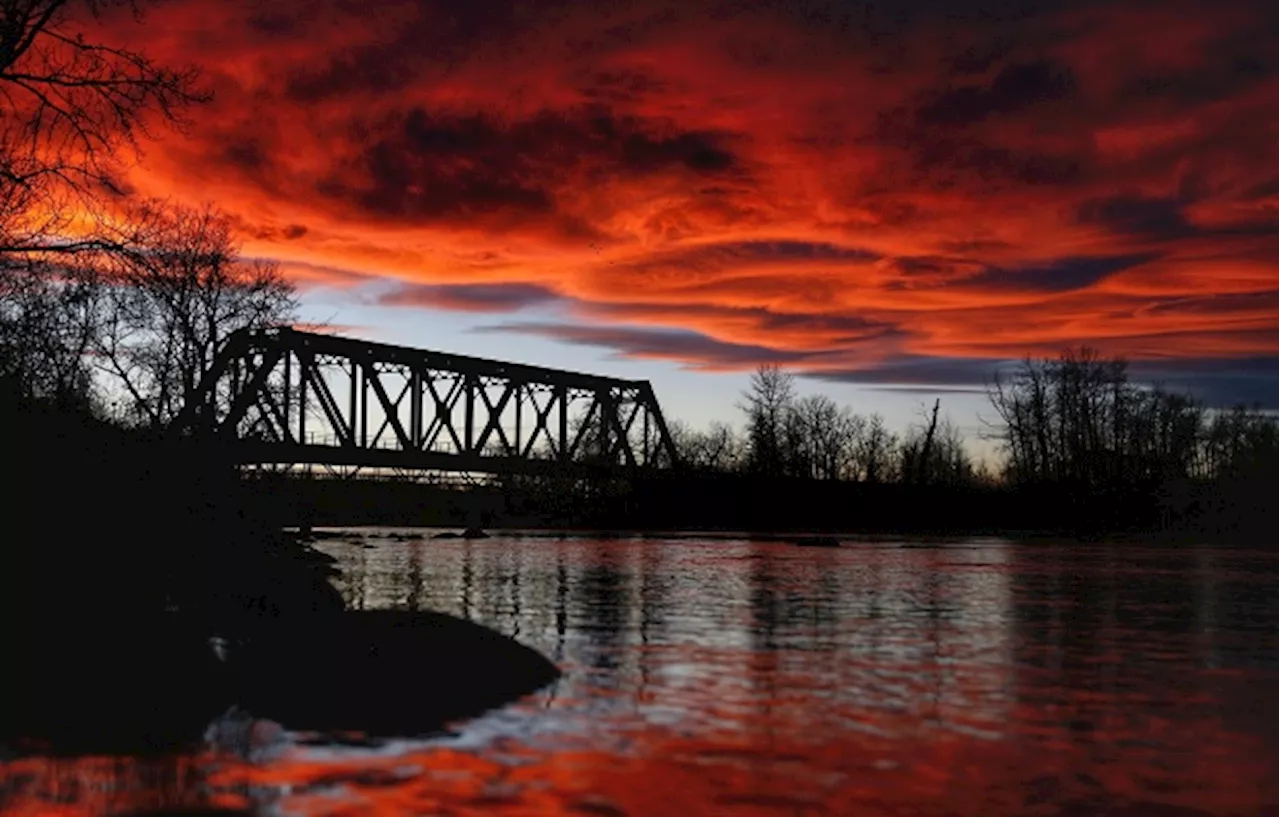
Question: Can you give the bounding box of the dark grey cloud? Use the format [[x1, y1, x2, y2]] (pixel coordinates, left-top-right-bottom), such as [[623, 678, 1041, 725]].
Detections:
[[1120, 27, 1277, 108], [381, 283, 561, 313], [910, 138, 1086, 186], [474, 321, 817, 368], [245, 8, 298, 36], [1242, 177, 1278, 199], [582, 300, 900, 346], [277, 2, 714, 106], [916, 61, 1076, 127], [1140, 290, 1276, 318], [968, 253, 1158, 293], [1077, 195, 1191, 241], [606, 239, 880, 279], [313, 105, 743, 224], [221, 137, 269, 173], [753, 310, 896, 339], [716, 0, 1085, 44], [1076, 193, 1278, 242], [805, 352, 1278, 408], [946, 37, 1015, 76], [1130, 356, 1279, 409], [873, 95, 1092, 187], [806, 355, 1006, 388], [579, 68, 671, 104], [718, 240, 880, 262]]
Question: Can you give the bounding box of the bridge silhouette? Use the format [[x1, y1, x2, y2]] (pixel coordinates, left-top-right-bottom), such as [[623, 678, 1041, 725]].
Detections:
[[169, 327, 680, 479]]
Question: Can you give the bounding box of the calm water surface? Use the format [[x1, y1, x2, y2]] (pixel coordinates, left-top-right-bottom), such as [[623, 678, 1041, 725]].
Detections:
[[2, 534, 1276, 816]]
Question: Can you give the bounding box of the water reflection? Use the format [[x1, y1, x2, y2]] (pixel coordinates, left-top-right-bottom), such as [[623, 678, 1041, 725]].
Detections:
[[1, 534, 1275, 816]]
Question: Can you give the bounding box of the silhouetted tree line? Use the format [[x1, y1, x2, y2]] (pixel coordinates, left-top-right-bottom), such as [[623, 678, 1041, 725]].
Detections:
[[669, 364, 980, 487], [990, 349, 1275, 486], [982, 349, 1276, 535], [609, 353, 1273, 536]]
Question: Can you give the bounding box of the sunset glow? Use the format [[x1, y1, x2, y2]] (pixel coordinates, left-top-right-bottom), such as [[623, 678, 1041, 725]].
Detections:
[[102, 0, 1275, 402]]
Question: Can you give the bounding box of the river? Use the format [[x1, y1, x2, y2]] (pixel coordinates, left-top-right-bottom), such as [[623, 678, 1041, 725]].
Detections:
[[2, 533, 1276, 816]]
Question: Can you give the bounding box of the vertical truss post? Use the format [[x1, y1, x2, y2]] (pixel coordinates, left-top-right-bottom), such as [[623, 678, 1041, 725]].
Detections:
[[347, 359, 357, 447], [358, 360, 368, 448], [599, 387, 613, 463], [556, 385, 568, 462], [514, 383, 523, 456], [464, 374, 476, 455], [643, 405, 651, 465], [283, 347, 292, 439], [411, 368, 422, 449], [298, 349, 308, 444]]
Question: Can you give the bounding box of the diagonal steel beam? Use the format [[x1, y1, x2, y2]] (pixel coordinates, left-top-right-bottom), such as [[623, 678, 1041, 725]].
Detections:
[[299, 351, 355, 447], [567, 396, 600, 460], [423, 374, 465, 452], [521, 385, 560, 459], [474, 381, 516, 455], [219, 347, 284, 437], [369, 366, 412, 448], [363, 361, 412, 450]]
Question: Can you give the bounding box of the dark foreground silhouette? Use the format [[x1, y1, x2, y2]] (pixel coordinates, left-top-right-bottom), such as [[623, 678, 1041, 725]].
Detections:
[[4, 609, 560, 755], [0, 397, 559, 756]]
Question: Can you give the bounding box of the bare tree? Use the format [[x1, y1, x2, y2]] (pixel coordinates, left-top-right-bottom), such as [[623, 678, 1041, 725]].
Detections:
[[791, 394, 847, 479], [850, 412, 896, 483], [833, 408, 866, 480], [899, 407, 975, 487], [739, 363, 795, 477], [0, 252, 100, 408], [1, 0, 207, 254], [94, 201, 297, 427], [1198, 406, 1278, 480], [1, 0, 207, 412], [985, 348, 1243, 488], [899, 399, 940, 484], [669, 419, 744, 473]]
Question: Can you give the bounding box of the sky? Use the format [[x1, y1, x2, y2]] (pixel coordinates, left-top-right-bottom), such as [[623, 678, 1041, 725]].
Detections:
[[101, 0, 1277, 444]]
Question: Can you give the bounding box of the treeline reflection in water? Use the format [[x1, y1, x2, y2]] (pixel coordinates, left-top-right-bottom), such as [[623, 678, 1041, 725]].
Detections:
[[2, 535, 1275, 816]]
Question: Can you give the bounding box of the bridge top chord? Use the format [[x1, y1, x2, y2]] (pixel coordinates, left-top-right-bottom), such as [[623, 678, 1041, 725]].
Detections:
[[243, 327, 658, 393]]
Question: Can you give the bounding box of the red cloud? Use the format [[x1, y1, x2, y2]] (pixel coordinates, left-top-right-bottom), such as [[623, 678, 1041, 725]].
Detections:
[[96, 0, 1274, 399]]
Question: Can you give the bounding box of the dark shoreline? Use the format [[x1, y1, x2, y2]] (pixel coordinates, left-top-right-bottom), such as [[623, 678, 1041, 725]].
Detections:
[[252, 466, 1277, 543], [303, 525, 1277, 549]]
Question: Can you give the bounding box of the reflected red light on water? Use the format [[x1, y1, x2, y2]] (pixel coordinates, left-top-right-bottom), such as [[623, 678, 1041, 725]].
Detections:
[[2, 537, 1275, 815], [3, 719, 1272, 816]]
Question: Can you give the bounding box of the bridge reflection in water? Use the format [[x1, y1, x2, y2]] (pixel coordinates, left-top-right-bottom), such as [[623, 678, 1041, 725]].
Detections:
[[2, 536, 1274, 815], [170, 327, 680, 478]]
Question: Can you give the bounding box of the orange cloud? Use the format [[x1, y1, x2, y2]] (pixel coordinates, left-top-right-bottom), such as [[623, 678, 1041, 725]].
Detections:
[[91, 0, 1275, 401]]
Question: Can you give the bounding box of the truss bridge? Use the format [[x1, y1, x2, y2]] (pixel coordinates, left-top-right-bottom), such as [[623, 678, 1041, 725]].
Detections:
[[169, 327, 680, 478]]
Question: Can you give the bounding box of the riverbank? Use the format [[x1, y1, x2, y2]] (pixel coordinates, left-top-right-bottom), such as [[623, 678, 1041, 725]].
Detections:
[[303, 525, 1277, 550], [244, 467, 1277, 541], [0, 401, 560, 755]]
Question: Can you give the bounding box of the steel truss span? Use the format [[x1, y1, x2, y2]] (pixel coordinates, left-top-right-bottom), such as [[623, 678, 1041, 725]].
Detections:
[[170, 327, 680, 476]]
